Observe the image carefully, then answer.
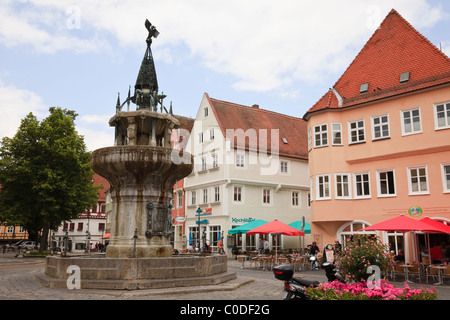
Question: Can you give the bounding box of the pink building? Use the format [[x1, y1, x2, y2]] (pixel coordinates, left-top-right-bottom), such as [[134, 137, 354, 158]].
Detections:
[[304, 10, 450, 262]]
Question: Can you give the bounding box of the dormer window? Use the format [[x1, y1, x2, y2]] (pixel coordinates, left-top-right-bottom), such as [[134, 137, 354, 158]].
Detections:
[[360, 83, 369, 93], [400, 72, 410, 83]]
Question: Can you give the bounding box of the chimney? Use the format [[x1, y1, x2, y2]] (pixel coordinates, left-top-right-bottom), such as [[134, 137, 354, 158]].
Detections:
[[252, 104, 259, 109]]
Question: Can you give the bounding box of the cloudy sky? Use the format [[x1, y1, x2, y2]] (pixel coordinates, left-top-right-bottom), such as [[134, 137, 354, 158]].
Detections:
[[0, 0, 449, 151]]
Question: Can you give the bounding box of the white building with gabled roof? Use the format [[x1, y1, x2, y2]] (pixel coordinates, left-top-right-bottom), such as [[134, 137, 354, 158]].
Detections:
[[181, 92, 311, 255]]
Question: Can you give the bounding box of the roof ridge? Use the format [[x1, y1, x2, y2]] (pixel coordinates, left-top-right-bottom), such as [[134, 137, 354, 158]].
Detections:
[[209, 97, 304, 121], [332, 9, 450, 90], [390, 9, 450, 63]]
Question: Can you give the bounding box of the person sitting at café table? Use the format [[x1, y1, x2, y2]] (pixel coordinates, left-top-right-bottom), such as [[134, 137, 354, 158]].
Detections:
[[430, 243, 442, 264], [394, 249, 405, 262]]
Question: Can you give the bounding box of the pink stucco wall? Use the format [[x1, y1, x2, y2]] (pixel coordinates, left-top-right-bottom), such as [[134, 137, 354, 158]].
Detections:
[[308, 86, 450, 248]]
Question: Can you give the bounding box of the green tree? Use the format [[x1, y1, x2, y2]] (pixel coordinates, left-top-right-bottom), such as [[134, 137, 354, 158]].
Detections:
[[0, 107, 99, 252]]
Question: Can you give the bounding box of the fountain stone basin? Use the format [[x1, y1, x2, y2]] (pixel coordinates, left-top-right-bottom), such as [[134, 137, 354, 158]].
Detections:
[[91, 145, 193, 258]]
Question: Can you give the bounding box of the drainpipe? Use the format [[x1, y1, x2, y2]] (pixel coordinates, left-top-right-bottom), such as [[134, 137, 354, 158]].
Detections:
[[331, 87, 343, 107]]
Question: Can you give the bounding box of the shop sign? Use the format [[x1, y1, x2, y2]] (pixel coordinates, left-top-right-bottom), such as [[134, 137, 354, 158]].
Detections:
[[408, 206, 423, 217], [231, 217, 255, 223]]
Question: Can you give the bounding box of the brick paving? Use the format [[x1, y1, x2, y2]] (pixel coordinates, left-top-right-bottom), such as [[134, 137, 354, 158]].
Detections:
[[0, 253, 449, 301]]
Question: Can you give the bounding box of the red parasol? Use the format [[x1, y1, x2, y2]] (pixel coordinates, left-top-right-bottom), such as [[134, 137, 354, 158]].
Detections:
[[247, 219, 305, 264], [419, 217, 450, 234], [360, 215, 447, 233], [247, 219, 305, 236], [361, 215, 449, 263]]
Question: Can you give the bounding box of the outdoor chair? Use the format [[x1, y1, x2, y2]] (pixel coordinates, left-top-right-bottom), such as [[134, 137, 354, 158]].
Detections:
[[290, 257, 304, 272], [425, 265, 439, 284], [301, 256, 311, 271], [443, 265, 450, 284], [277, 255, 289, 265], [237, 255, 246, 269], [263, 256, 276, 270], [249, 255, 264, 269], [407, 263, 422, 283], [392, 262, 405, 281]]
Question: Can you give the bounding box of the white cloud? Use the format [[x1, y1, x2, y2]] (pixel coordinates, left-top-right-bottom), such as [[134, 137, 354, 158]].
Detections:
[[0, 81, 48, 140], [76, 114, 114, 151], [77, 125, 114, 152], [0, 0, 446, 95], [441, 41, 450, 58], [0, 80, 113, 152]]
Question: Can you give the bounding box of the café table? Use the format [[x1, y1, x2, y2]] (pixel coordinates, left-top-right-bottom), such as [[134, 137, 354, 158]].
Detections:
[[430, 265, 446, 285], [400, 264, 415, 283], [237, 255, 246, 269]]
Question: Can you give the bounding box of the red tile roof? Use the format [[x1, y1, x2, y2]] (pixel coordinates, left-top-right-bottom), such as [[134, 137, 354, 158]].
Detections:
[[93, 173, 110, 202], [305, 9, 450, 118], [206, 93, 308, 160]]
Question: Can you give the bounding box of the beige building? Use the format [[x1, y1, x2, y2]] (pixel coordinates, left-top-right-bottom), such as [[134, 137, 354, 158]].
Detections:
[[181, 93, 310, 255]]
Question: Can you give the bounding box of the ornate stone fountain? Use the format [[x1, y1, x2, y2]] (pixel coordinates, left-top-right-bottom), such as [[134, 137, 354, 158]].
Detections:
[[92, 22, 191, 258], [37, 20, 235, 289]]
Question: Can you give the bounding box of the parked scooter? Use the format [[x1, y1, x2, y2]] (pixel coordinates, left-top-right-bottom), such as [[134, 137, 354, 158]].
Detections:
[[321, 261, 344, 283], [273, 264, 320, 300]]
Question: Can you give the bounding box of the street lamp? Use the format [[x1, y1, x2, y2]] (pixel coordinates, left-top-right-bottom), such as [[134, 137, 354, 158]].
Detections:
[[196, 207, 202, 253], [63, 230, 69, 257], [85, 230, 91, 254]]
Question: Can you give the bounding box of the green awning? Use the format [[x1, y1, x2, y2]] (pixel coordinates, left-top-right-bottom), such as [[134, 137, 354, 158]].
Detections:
[[228, 219, 268, 234], [289, 221, 311, 234]]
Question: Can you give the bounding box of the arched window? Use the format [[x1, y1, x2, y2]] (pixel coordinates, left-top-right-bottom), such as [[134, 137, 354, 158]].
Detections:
[[337, 220, 376, 246]]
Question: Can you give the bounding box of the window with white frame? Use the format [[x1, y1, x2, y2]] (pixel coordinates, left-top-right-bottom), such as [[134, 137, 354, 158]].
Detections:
[[233, 186, 243, 202], [434, 101, 450, 129], [335, 173, 351, 198], [211, 152, 218, 168], [441, 164, 450, 193], [202, 188, 208, 203], [280, 161, 289, 174], [236, 153, 245, 168], [291, 191, 300, 207], [310, 176, 314, 202], [331, 123, 342, 145], [348, 120, 365, 144], [210, 128, 215, 140], [177, 191, 183, 208], [201, 157, 207, 171], [203, 107, 209, 117], [191, 191, 196, 205], [372, 114, 390, 140], [316, 174, 330, 200], [408, 166, 429, 195], [198, 132, 203, 144], [401, 108, 422, 135], [314, 124, 328, 147], [377, 170, 396, 197], [354, 172, 370, 198], [214, 186, 220, 202], [262, 188, 272, 205]]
